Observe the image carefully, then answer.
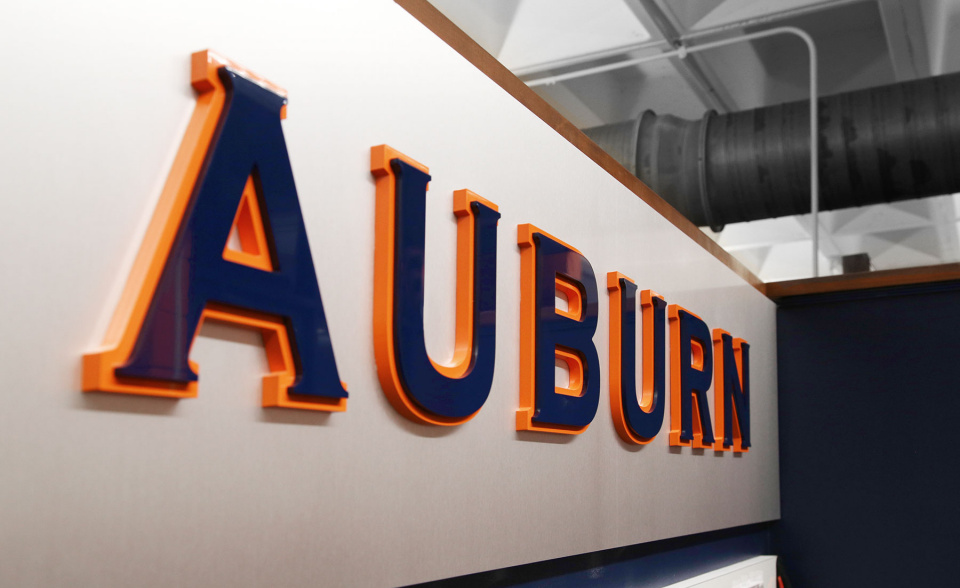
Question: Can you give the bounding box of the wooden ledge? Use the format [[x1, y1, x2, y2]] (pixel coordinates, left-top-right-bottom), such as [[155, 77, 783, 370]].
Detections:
[[766, 263, 960, 301]]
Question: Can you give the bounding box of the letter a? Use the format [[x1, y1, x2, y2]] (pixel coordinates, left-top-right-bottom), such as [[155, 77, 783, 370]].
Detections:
[[83, 50, 348, 411]]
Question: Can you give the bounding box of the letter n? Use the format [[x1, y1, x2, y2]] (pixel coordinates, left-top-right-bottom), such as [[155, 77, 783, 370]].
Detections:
[[517, 225, 600, 434], [668, 305, 715, 447], [713, 330, 750, 452], [82, 50, 348, 411]]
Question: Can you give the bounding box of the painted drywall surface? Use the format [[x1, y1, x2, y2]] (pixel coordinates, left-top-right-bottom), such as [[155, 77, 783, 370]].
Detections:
[[0, 1, 778, 586]]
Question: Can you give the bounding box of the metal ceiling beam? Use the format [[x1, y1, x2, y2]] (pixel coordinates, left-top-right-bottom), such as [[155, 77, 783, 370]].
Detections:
[[877, 0, 932, 81], [512, 38, 666, 78], [513, 0, 868, 81], [629, 0, 735, 113], [682, 0, 868, 38]]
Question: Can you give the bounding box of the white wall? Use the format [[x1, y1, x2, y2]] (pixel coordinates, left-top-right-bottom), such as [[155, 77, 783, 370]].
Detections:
[[0, 1, 779, 586]]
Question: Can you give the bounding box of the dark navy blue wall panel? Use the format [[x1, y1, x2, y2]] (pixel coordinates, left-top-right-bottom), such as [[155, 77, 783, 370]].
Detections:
[[411, 523, 774, 587], [776, 282, 960, 587]]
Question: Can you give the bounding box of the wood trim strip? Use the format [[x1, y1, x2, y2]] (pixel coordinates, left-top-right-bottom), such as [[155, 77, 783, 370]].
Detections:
[[394, 0, 766, 295], [765, 263, 960, 301]]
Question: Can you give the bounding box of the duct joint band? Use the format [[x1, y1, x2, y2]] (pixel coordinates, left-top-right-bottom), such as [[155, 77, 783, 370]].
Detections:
[[697, 110, 722, 232]]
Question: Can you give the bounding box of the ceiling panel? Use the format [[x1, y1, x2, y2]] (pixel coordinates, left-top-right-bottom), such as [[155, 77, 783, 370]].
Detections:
[[497, 0, 651, 71]]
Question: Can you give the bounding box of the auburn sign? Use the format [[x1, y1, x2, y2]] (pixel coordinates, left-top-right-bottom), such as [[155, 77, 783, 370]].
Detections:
[[83, 51, 750, 452]]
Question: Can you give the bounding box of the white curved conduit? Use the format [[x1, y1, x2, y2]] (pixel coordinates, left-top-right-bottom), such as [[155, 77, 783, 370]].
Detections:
[[526, 27, 821, 277]]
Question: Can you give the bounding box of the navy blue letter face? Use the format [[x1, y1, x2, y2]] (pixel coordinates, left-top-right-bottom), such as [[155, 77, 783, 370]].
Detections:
[[714, 331, 750, 451], [669, 305, 715, 447], [517, 225, 600, 434], [609, 274, 667, 444], [372, 153, 500, 425], [115, 68, 348, 404]]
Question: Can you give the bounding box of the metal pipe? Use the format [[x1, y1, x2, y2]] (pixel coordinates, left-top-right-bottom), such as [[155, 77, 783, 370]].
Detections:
[[682, 28, 818, 275], [585, 72, 960, 259], [529, 27, 821, 276]]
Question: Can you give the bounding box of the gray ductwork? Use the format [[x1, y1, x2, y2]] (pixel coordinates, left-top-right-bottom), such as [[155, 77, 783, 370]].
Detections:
[[584, 72, 960, 231]]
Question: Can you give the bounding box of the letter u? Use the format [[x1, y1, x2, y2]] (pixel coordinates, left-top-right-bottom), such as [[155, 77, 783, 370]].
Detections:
[[608, 273, 667, 444], [371, 145, 500, 425]]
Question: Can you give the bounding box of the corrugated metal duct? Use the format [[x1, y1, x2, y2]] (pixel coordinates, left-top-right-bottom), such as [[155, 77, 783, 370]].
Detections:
[[584, 72, 960, 231]]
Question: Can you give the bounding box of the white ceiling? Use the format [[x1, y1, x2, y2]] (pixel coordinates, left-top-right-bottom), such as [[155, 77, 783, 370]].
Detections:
[[431, 0, 960, 281]]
